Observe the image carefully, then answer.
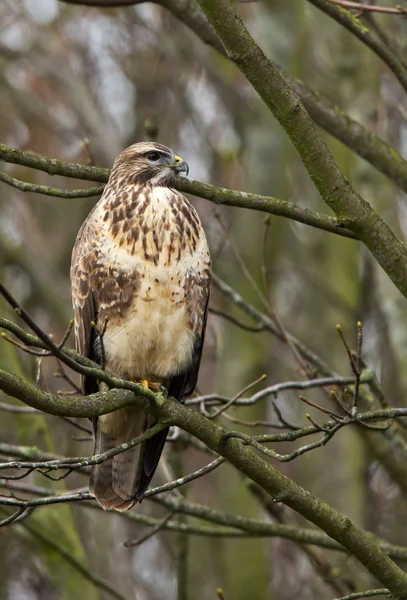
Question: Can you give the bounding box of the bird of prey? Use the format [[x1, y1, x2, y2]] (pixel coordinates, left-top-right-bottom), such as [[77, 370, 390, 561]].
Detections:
[[70, 142, 211, 510]]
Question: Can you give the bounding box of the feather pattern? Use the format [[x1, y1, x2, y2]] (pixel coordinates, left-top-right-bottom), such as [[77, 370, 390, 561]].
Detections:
[[71, 142, 211, 510]]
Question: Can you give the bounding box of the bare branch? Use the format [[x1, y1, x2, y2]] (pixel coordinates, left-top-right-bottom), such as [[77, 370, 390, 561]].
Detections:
[[123, 511, 177, 547], [333, 590, 391, 600], [0, 506, 27, 527], [0, 171, 104, 198], [0, 143, 109, 182], [209, 307, 266, 332], [329, 1, 407, 16], [307, 0, 407, 92], [0, 144, 358, 239], [146, 456, 225, 498], [0, 423, 166, 478], [3, 481, 407, 564]]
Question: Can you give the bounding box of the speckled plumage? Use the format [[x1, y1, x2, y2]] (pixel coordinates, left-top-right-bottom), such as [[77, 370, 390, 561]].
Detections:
[[71, 142, 211, 510]]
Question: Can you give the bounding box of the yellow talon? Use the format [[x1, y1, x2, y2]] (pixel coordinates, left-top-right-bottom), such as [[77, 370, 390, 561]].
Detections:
[[141, 380, 149, 389]]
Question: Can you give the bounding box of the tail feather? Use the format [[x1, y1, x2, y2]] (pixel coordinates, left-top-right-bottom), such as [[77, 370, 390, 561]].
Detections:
[[90, 406, 149, 510], [135, 426, 170, 501]]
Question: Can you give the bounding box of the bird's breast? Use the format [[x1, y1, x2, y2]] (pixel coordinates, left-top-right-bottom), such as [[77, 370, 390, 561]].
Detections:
[[94, 185, 210, 381]]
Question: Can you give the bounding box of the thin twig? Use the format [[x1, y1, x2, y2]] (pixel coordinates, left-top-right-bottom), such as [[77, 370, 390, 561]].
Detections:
[[261, 215, 272, 303], [0, 402, 39, 414], [0, 423, 166, 477], [123, 511, 177, 547], [206, 374, 267, 419], [329, 0, 407, 15], [214, 212, 271, 310], [0, 170, 104, 198], [333, 589, 391, 600], [1, 332, 51, 356], [209, 307, 266, 332], [188, 376, 363, 407], [145, 456, 225, 498], [0, 506, 26, 527]]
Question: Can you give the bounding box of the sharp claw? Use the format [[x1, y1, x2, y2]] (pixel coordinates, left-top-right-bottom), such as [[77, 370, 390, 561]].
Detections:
[[157, 384, 168, 397]]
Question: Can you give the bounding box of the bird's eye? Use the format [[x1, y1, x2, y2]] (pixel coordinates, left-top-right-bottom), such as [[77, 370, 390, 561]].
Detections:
[[146, 151, 160, 162]]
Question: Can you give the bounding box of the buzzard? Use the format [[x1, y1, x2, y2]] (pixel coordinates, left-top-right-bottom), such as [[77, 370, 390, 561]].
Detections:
[[71, 142, 211, 510]]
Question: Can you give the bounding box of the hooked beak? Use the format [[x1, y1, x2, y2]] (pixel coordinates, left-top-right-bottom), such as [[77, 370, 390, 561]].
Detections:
[[174, 154, 189, 177]]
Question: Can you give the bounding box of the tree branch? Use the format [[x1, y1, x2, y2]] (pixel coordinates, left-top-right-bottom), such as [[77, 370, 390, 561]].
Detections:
[[0, 171, 104, 198], [329, 0, 407, 15], [0, 144, 359, 239], [2, 362, 407, 594], [286, 73, 407, 194], [333, 590, 390, 600], [197, 0, 407, 300], [178, 177, 357, 239], [58, 1, 407, 197], [4, 481, 407, 563], [0, 144, 109, 182], [307, 0, 407, 93], [22, 521, 130, 600]]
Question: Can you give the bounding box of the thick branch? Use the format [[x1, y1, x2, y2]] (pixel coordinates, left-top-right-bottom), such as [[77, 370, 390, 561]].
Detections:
[[197, 0, 407, 301], [0, 144, 358, 239], [58, 2, 407, 196], [0, 369, 159, 418], [287, 74, 407, 195], [164, 401, 407, 597], [178, 178, 357, 239], [2, 366, 407, 595]]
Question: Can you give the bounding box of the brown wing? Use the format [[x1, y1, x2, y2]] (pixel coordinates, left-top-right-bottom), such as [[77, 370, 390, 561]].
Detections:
[[71, 215, 139, 393], [71, 216, 147, 510], [71, 221, 99, 396]]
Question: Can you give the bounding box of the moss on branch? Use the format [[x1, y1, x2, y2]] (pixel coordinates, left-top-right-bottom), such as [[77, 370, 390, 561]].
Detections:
[[178, 178, 357, 239], [0, 171, 104, 198], [2, 364, 407, 595], [165, 399, 407, 598], [287, 74, 407, 194], [0, 368, 166, 419], [0, 144, 109, 182], [0, 144, 357, 239], [197, 0, 407, 302]]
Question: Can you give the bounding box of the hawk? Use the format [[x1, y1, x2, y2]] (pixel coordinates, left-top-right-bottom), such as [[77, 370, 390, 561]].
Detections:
[[70, 142, 211, 510]]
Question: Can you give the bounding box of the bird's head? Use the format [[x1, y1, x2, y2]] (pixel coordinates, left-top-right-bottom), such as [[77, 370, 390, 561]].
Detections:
[[111, 142, 189, 187]]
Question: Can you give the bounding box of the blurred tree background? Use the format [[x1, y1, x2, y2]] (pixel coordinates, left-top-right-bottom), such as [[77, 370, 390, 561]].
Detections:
[[1, 1, 407, 599]]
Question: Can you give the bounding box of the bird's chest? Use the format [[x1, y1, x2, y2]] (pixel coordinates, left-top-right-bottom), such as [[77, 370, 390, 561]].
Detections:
[[103, 268, 195, 380], [94, 189, 207, 379]]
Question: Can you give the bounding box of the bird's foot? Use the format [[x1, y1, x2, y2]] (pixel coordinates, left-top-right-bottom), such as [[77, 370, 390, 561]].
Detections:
[[147, 381, 168, 397], [133, 379, 168, 397]]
